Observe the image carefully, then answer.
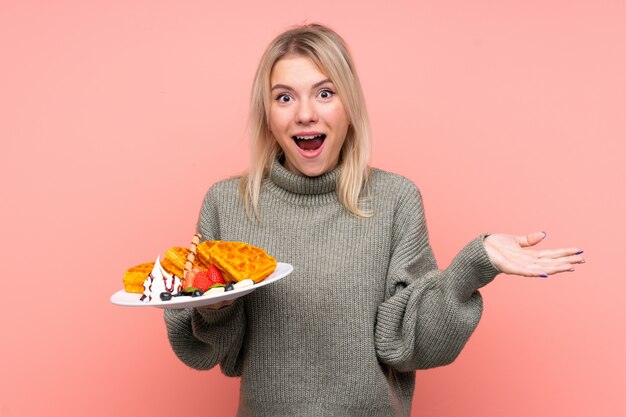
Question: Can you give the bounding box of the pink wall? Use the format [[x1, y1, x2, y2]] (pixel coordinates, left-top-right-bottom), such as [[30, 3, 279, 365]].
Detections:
[[1, 1, 624, 416]]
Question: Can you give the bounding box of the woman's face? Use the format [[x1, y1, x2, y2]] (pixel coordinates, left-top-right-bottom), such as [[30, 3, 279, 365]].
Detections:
[[269, 54, 350, 177]]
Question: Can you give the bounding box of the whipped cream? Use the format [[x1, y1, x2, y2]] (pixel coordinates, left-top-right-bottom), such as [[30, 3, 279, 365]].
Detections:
[[140, 256, 182, 302]]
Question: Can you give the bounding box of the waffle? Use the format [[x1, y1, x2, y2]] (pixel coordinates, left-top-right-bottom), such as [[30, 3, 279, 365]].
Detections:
[[197, 241, 277, 283], [161, 247, 208, 278], [123, 262, 155, 294]]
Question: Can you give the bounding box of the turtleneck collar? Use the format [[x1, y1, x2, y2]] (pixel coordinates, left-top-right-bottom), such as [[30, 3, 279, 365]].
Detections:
[[267, 158, 340, 200]]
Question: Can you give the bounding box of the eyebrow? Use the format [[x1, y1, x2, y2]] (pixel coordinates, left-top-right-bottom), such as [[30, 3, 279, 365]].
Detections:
[[271, 78, 334, 91]]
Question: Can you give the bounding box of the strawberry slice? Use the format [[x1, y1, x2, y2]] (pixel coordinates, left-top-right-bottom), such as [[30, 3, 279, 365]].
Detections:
[[206, 264, 225, 286], [190, 269, 211, 292]]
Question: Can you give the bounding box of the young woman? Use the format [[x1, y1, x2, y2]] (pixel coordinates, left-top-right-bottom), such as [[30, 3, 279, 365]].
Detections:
[[164, 24, 584, 417]]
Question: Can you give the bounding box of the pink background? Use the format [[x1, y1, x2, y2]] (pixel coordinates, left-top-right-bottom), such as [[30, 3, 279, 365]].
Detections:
[[1, 1, 624, 416]]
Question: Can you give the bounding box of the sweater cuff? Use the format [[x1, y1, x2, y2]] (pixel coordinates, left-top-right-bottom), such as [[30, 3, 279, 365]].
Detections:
[[193, 298, 242, 325], [446, 235, 501, 299]]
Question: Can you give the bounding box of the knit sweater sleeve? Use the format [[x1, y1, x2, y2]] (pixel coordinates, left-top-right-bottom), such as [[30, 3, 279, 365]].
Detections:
[[374, 180, 500, 371], [162, 185, 245, 376]]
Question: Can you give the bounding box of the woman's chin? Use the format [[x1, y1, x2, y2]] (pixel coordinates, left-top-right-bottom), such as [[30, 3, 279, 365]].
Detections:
[[286, 160, 331, 177]]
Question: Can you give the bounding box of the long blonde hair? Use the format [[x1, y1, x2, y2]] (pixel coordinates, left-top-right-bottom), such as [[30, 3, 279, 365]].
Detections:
[[240, 23, 372, 219]]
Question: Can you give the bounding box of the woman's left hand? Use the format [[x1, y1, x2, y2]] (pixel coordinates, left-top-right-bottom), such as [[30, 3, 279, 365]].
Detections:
[[483, 231, 585, 278]]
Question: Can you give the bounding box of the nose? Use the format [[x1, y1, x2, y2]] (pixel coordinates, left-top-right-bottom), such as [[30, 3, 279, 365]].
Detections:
[[295, 99, 318, 125]]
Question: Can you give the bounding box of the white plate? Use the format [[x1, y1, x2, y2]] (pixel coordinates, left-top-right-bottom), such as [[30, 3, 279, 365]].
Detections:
[[111, 262, 293, 309]]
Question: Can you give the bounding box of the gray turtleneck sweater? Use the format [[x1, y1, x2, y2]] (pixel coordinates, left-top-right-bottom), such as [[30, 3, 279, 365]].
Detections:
[[164, 161, 500, 416]]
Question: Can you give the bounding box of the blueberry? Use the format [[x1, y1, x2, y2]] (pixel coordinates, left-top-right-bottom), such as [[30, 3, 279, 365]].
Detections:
[[192, 289, 204, 297], [173, 291, 184, 297], [160, 292, 173, 301], [224, 283, 234, 292]]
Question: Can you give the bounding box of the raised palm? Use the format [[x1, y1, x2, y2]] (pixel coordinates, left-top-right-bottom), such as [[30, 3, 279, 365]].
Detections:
[[484, 232, 584, 278]]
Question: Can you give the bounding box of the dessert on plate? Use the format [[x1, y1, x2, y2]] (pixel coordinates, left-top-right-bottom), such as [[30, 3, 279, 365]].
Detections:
[[121, 235, 277, 303]]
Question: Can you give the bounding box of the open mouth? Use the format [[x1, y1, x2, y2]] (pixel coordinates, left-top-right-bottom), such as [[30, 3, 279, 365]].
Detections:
[[292, 134, 326, 151]]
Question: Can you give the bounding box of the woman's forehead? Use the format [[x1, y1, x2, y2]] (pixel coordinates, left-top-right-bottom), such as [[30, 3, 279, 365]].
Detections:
[[270, 54, 330, 86]]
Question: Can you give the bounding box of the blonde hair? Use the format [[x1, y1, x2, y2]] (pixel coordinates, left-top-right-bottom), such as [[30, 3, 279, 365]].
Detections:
[[240, 23, 372, 219]]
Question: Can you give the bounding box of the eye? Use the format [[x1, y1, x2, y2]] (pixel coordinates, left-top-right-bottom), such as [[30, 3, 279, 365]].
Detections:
[[318, 89, 335, 100], [275, 93, 292, 103]]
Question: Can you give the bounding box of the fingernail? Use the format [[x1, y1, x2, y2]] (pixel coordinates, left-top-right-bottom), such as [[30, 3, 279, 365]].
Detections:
[[575, 250, 584, 255], [540, 274, 549, 278], [542, 231, 547, 238]]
